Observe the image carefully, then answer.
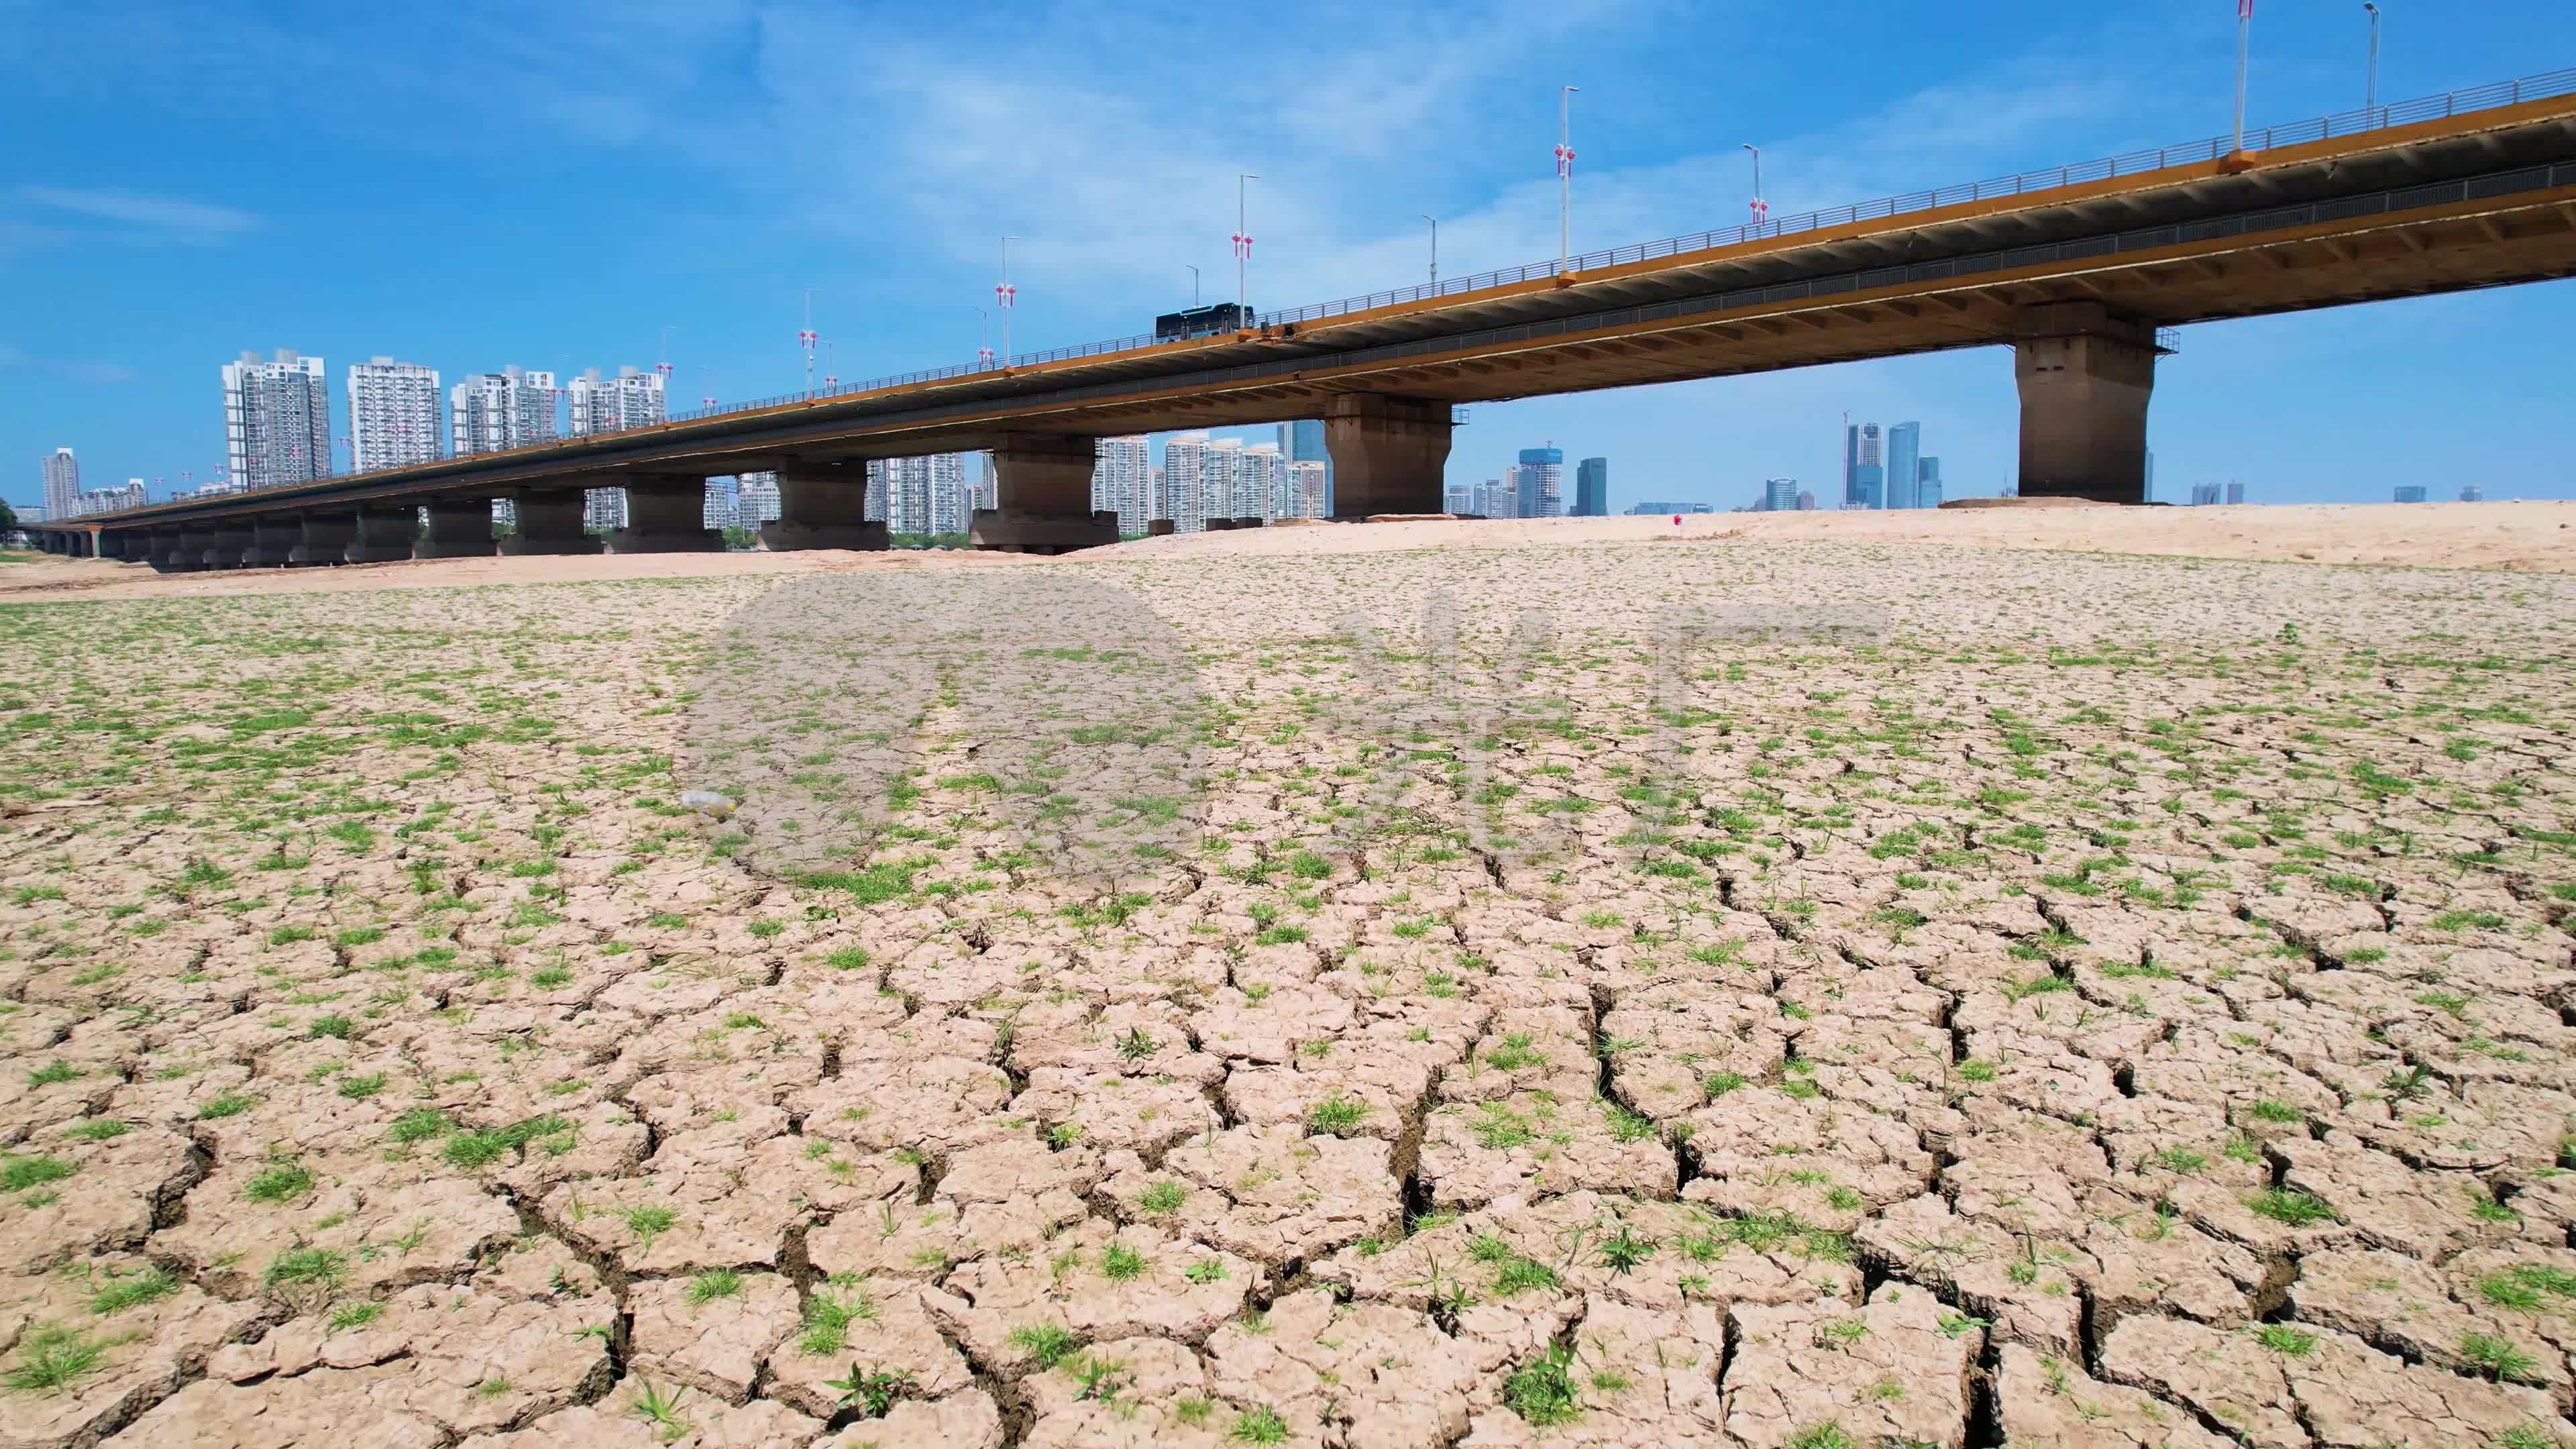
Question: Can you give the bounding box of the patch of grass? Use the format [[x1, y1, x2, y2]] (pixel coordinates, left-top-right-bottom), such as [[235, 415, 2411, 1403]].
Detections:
[[1008, 1322, 1085, 1371], [1, 1323, 104, 1394], [1137, 1180, 1189, 1216], [25, 1061, 78, 1089], [86, 1265, 178, 1316], [685, 1269, 743, 1305], [623, 1204, 680, 1250], [2461, 1332, 2541, 1383], [1307, 1094, 1368, 1137], [2244, 1189, 2336, 1226], [2, 1155, 74, 1193], [1100, 1243, 1149, 1281], [1501, 1343, 1581, 1426], [243, 1161, 315, 1204], [1230, 1404, 1292, 1444], [2253, 1324, 2317, 1356], [796, 1285, 877, 1354]]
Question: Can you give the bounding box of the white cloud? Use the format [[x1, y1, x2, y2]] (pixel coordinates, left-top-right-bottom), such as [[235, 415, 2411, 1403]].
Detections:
[[17, 186, 258, 237]]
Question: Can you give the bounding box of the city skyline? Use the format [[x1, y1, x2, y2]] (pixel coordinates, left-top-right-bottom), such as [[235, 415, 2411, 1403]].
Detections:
[[8, 7, 2574, 515]]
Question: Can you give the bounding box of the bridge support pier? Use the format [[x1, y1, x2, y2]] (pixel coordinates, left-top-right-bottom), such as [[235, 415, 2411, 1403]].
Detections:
[[498, 491, 604, 555], [288, 514, 355, 566], [970, 434, 1118, 553], [345, 508, 415, 563], [1324, 395, 1453, 519], [201, 525, 255, 570], [763, 464, 888, 551], [100, 533, 140, 562], [415, 499, 496, 559], [244, 517, 300, 567], [155, 533, 203, 572], [2015, 303, 2157, 504], [607, 476, 720, 553]]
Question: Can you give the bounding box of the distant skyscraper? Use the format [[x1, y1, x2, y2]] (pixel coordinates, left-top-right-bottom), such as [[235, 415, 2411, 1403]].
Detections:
[[1287, 460, 1328, 519], [2189, 482, 2221, 505], [702, 476, 739, 531], [1885, 423, 1921, 511], [1092, 435, 1152, 533], [222, 350, 331, 490], [1574, 457, 1609, 517], [2225, 481, 2246, 504], [568, 367, 666, 435], [1443, 481, 1472, 515], [2394, 485, 2428, 503], [347, 358, 441, 472], [1513, 446, 1564, 519], [451, 367, 559, 456], [1161, 432, 1212, 532], [568, 368, 665, 529], [1796, 491, 1817, 511], [1762, 478, 1799, 513], [1843, 422, 1860, 506], [1474, 478, 1511, 519], [1240, 441, 1285, 521], [1205, 437, 1245, 519], [737, 472, 781, 525], [1915, 457, 1942, 509], [1853, 424, 1884, 509], [927, 453, 972, 535], [2459, 484, 2483, 502], [42, 448, 78, 520], [1281, 419, 1329, 512]]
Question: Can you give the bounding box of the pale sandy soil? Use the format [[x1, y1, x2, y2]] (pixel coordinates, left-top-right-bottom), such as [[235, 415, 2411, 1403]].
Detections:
[[5, 498, 2572, 606], [1, 518, 2572, 1447]]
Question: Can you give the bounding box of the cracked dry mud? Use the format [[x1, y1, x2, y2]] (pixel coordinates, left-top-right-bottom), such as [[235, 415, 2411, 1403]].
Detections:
[[1, 533, 2573, 1448]]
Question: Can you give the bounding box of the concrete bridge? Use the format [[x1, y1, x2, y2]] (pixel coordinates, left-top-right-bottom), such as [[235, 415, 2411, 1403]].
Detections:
[[26, 68, 2576, 568]]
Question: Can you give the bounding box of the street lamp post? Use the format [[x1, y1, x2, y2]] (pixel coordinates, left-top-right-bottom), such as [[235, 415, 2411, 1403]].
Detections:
[[2234, 0, 2253, 156], [1556, 86, 1580, 270], [1742, 144, 1767, 233], [1422, 215, 1438, 285], [996, 236, 1019, 367], [976, 308, 994, 370], [1233, 174, 1258, 323], [2364, 3, 2381, 116], [1187, 264, 1200, 307], [799, 288, 818, 397]]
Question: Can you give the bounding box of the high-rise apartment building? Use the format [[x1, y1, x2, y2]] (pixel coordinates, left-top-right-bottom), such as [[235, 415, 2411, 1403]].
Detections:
[[1092, 436, 1152, 533], [42, 448, 79, 519], [1239, 441, 1285, 521], [737, 472, 782, 525], [2189, 482, 2222, 506], [567, 368, 665, 530], [927, 453, 971, 536], [1886, 423, 1921, 511], [1574, 458, 1608, 517], [1474, 477, 1512, 519], [2394, 485, 2429, 503], [1762, 478, 1799, 513], [1843, 423, 1860, 506], [1512, 447, 1564, 519], [222, 350, 331, 490], [1287, 460, 1328, 519], [2460, 484, 2483, 502], [1201, 437, 1245, 521], [1443, 482, 1472, 515], [1916, 457, 1943, 509], [450, 367, 559, 456], [2225, 481, 2246, 504], [1796, 491, 1817, 511], [1852, 424, 1884, 508], [1280, 420, 1330, 514], [568, 367, 667, 435], [347, 357, 442, 472], [702, 477, 739, 531]]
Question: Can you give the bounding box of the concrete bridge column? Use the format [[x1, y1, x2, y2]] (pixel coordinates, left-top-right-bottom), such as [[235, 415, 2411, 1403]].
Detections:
[[201, 524, 255, 570], [498, 491, 604, 556], [288, 513, 355, 566], [607, 475, 720, 553], [155, 533, 203, 572], [1323, 395, 1454, 519], [969, 433, 1118, 553], [2014, 302, 2157, 504], [243, 517, 300, 567], [415, 499, 496, 559], [103, 533, 143, 562], [764, 463, 888, 551], [345, 508, 415, 564]]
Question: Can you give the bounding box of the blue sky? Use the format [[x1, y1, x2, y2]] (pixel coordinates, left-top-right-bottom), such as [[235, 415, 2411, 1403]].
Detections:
[[4, 0, 2573, 513]]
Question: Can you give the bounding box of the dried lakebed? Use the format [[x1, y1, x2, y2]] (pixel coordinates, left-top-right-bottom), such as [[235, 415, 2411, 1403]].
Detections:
[[0, 537, 2571, 1448]]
